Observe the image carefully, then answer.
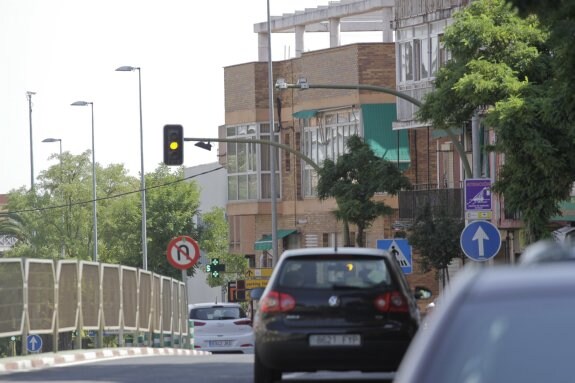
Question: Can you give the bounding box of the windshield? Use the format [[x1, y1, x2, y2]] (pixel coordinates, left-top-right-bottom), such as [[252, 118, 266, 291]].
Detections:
[[278, 257, 391, 289], [422, 294, 575, 383], [190, 306, 246, 320]]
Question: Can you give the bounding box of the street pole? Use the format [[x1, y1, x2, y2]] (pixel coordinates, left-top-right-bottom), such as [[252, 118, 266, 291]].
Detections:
[[27, 91, 36, 190], [266, 0, 279, 267], [116, 65, 148, 270], [71, 101, 97, 262], [42, 137, 64, 258], [275, 81, 472, 178]]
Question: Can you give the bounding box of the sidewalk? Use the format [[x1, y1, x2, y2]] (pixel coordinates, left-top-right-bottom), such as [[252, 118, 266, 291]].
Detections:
[[0, 347, 210, 373]]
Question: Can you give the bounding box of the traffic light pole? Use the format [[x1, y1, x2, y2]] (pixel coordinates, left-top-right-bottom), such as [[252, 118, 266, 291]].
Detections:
[[184, 137, 320, 171]]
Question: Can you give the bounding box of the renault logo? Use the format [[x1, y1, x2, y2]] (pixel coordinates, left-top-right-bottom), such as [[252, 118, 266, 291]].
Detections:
[[328, 296, 340, 307]]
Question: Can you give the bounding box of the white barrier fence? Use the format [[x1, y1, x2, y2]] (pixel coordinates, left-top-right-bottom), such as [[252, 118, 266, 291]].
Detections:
[[0, 258, 190, 355]]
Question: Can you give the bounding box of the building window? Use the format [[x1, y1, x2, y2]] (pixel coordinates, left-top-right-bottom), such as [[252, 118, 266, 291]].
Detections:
[[301, 108, 360, 197], [399, 41, 414, 82], [226, 123, 279, 201]]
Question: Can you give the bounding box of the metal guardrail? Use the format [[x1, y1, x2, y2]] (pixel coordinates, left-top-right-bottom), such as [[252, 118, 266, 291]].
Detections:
[[0, 258, 189, 356]]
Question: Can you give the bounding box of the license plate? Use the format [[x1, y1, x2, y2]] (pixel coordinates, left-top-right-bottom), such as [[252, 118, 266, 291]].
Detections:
[[208, 340, 232, 347], [309, 334, 361, 347]]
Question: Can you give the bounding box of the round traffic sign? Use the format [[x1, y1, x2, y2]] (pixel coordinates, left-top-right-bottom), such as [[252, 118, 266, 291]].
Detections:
[[460, 220, 501, 262], [166, 236, 200, 270]]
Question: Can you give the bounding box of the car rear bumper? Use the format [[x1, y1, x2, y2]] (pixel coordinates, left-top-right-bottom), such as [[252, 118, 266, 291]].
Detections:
[[255, 331, 411, 372], [193, 333, 254, 354]]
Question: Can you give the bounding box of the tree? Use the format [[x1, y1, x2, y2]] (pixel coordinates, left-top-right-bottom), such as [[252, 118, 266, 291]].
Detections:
[[408, 203, 465, 287], [417, 0, 567, 243], [139, 165, 201, 280], [197, 207, 248, 288], [4, 156, 205, 280], [317, 135, 412, 247]]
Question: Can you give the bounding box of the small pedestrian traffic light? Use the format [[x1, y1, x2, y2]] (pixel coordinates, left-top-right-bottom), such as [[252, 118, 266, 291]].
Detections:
[[163, 124, 184, 165]]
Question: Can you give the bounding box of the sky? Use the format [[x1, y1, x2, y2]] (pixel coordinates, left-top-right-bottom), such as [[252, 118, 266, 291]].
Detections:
[[1, 0, 374, 194]]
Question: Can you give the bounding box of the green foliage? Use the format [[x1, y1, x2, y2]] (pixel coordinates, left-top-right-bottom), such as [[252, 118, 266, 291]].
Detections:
[[417, 0, 573, 243], [197, 207, 248, 288], [3, 155, 206, 280], [408, 203, 465, 282], [317, 135, 412, 246], [145, 165, 201, 280]]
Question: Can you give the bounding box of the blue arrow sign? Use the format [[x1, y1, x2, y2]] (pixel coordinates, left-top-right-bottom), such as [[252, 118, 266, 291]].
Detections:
[[460, 220, 501, 261], [376, 239, 412, 274], [27, 334, 42, 353]]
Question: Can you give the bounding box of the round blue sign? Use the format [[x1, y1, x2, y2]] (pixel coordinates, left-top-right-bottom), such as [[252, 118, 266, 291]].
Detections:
[[460, 220, 501, 261]]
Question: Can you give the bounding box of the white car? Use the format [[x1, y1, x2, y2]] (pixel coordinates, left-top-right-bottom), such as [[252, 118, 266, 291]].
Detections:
[[189, 302, 254, 353]]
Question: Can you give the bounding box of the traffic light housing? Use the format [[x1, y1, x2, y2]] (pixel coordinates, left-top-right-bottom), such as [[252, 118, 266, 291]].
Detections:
[[163, 124, 184, 165]]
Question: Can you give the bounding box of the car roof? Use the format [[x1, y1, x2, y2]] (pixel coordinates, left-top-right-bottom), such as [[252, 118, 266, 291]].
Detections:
[[518, 239, 575, 265], [466, 263, 575, 297], [188, 302, 242, 309], [280, 247, 390, 259]]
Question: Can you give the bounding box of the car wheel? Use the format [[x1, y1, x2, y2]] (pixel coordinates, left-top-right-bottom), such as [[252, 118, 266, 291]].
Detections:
[[254, 350, 281, 383]]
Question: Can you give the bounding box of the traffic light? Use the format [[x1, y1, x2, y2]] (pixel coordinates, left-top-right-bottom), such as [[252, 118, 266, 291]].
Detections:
[[163, 124, 184, 165]]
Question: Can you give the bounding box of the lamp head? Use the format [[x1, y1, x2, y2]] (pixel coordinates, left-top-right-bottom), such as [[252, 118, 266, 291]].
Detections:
[[115, 65, 138, 72], [71, 101, 91, 106], [195, 141, 212, 151], [42, 138, 61, 143]]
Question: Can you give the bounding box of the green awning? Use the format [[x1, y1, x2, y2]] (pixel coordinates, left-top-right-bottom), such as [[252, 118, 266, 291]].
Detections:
[[254, 229, 297, 251], [293, 109, 318, 119], [362, 104, 411, 170], [551, 200, 575, 222]]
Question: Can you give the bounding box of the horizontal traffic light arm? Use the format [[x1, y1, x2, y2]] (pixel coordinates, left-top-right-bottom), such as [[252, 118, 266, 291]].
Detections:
[[185, 137, 320, 172]]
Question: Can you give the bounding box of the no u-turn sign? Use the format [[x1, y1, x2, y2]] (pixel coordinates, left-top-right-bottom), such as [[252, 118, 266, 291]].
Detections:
[[166, 235, 200, 270]]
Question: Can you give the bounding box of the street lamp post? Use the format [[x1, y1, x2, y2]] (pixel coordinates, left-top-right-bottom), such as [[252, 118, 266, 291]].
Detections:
[[41, 137, 62, 162], [42, 137, 64, 259], [71, 101, 98, 263], [274, 79, 472, 178], [27, 91, 36, 190], [116, 65, 148, 270], [266, 0, 279, 267]]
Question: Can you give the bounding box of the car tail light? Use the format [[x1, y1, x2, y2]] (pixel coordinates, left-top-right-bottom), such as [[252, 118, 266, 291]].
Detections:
[[193, 321, 206, 326], [234, 319, 252, 326], [259, 291, 296, 313], [374, 291, 409, 313]]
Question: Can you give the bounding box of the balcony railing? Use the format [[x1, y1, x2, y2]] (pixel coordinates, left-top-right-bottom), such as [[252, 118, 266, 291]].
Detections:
[[398, 184, 464, 221]]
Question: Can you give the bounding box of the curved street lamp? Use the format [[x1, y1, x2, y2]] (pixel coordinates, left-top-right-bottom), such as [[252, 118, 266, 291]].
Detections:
[[71, 101, 98, 263], [115, 65, 148, 271]]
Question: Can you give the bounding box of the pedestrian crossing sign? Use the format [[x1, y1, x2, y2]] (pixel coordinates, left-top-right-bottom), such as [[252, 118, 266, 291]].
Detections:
[[376, 239, 412, 274]]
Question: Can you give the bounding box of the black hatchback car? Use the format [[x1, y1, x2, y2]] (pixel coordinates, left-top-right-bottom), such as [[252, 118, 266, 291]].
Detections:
[[252, 247, 431, 383]]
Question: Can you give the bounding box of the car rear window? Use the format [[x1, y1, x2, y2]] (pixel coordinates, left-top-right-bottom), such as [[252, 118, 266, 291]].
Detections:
[[190, 306, 246, 320], [278, 257, 392, 289]]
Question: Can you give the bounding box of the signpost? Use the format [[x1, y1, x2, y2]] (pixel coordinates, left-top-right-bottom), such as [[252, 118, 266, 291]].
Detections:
[[27, 334, 42, 353], [246, 268, 273, 278], [245, 279, 268, 289], [460, 220, 501, 261], [465, 178, 492, 220], [166, 235, 200, 270], [376, 239, 412, 274]]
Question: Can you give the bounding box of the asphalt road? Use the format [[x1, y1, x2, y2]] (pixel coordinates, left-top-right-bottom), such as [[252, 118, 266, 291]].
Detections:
[[0, 352, 395, 383]]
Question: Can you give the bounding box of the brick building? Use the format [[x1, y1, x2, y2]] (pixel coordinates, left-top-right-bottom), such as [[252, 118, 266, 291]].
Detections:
[[220, 39, 440, 297]]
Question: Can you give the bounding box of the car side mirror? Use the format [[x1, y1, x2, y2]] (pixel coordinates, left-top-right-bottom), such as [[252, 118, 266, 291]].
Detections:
[[250, 287, 265, 300], [413, 286, 432, 300]]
